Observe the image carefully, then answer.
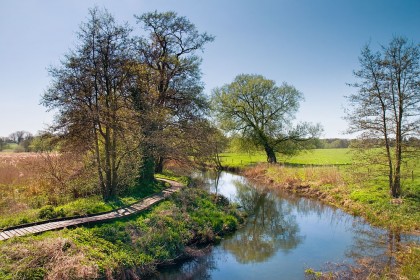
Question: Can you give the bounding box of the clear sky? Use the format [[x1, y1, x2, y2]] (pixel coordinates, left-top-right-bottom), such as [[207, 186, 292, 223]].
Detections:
[[1, 0, 419, 138]]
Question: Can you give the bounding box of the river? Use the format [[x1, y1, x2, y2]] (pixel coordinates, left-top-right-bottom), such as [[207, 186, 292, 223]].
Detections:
[[155, 171, 419, 280]]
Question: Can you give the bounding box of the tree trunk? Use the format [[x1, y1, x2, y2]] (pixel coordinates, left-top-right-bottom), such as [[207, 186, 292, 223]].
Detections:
[[139, 152, 155, 183], [391, 89, 403, 198], [110, 132, 118, 198], [264, 144, 277, 164], [104, 127, 112, 200], [154, 156, 164, 173], [392, 139, 402, 198], [93, 125, 106, 200]]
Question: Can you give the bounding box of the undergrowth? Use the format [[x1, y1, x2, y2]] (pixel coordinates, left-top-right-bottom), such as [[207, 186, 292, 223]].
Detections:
[[0, 187, 243, 279], [0, 179, 168, 230]]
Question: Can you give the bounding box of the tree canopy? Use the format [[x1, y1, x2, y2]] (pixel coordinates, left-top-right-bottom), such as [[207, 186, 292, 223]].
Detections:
[[132, 11, 214, 178], [42, 8, 139, 200], [41, 8, 216, 199], [211, 74, 321, 163]]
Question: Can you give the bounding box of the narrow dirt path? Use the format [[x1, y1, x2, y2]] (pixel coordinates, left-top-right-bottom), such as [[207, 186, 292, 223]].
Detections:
[[0, 179, 183, 241]]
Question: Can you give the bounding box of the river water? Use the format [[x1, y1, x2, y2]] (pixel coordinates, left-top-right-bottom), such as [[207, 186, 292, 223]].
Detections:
[[155, 171, 418, 280]]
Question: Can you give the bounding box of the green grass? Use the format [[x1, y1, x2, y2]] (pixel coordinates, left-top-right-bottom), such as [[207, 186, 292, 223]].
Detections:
[[0, 187, 243, 279], [0, 143, 19, 153], [155, 170, 191, 186], [219, 148, 352, 168], [0, 179, 168, 230], [245, 161, 420, 233]]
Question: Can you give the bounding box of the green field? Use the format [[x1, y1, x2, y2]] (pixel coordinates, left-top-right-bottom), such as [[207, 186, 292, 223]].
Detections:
[[220, 148, 352, 168], [0, 143, 19, 153]]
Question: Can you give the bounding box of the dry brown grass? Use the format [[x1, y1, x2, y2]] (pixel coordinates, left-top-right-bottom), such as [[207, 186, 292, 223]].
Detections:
[[243, 164, 347, 207], [243, 164, 344, 188], [0, 152, 95, 217], [1, 236, 98, 279]]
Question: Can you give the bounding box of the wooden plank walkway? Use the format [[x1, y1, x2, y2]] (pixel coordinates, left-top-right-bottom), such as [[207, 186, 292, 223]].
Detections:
[[0, 179, 182, 241]]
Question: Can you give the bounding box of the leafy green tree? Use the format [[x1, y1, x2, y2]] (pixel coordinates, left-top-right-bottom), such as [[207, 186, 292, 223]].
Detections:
[[132, 11, 214, 179], [211, 74, 321, 163], [346, 37, 420, 198]]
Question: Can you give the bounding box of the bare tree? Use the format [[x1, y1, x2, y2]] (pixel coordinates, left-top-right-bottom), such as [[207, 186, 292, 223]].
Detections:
[[346, 36, 420, 198], [42, 8, 138, 200]]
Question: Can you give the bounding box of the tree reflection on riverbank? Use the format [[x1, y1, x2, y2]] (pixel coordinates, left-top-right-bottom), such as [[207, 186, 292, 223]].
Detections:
[[222, 180, 304, 263]]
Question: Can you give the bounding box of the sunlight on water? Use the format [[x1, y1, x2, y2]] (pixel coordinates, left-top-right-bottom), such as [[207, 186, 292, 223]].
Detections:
[[156, 172, 419, 280]]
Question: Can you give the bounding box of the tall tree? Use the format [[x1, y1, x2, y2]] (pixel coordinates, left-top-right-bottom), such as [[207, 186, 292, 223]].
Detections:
[[346, 36, 420, 198], [133, 11, 214, 179], [211, 74, 321, 163], [42, 8, 138, 200]]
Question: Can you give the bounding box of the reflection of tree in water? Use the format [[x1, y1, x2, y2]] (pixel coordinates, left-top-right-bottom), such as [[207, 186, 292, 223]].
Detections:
[[254, 180, 353, 224], [345, 221, 407, 267], [320, 220, 420, 278], [192, 170, 221, 195], [154, 251, 218, 280], [222, 180, 304, 263]]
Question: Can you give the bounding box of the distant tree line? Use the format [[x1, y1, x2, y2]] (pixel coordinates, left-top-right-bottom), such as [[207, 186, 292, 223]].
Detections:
[[317, 138, 350, 149], [0, 131, 57, 152], [0, 130, 34, 152]]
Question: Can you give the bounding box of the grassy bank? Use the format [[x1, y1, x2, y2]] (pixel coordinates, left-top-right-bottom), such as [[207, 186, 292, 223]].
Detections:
[[0, 186, 243, 279], [220, 149, 419, 232], [223, 148, 419, 279], [243, 164, 419, 233], [243, 164, 420, 280]]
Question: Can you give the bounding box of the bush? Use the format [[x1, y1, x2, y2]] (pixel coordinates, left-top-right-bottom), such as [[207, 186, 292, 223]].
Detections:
[[38, 205, 66, 219]]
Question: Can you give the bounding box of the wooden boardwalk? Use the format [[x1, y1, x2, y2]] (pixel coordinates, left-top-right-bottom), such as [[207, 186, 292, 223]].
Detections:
[[0, 179, 182, 241]]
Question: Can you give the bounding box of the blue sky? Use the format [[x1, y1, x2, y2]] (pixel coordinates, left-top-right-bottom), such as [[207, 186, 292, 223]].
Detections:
[[1, 0, 419, 138]]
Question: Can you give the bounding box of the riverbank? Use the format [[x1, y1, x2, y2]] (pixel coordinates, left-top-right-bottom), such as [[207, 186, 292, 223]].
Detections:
[[0, 185, 244, 279], [242, 164, 420, 279], [242, 164, 420, 233]]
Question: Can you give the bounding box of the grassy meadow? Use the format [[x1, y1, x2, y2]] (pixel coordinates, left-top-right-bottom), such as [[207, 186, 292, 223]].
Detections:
[[0, 152, 244, 279], [219, 148, 352, 168]]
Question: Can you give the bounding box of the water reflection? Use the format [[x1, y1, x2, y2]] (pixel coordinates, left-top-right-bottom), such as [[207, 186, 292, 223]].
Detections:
[[155, 252, 217, 280], [222, 180, 304, 263], [158, 171, 419, 280], [344, 222, 412, 270]]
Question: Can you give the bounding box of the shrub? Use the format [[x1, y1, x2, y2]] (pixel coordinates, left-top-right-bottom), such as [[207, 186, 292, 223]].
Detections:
[[38, 206, 66, 219]]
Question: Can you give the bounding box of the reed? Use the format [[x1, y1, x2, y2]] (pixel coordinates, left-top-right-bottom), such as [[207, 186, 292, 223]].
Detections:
[[0, 152, 95, 219]]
